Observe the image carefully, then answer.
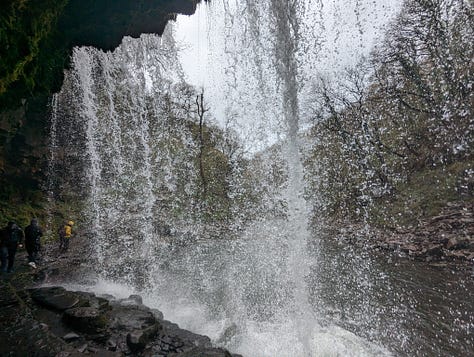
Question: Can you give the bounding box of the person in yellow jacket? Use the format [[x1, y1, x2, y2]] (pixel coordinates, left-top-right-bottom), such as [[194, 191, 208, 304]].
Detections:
[[59, 220, 74, 252]]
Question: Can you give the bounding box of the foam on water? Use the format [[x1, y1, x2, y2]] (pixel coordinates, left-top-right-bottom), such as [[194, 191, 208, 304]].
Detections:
[[63, 276, 391, 357]]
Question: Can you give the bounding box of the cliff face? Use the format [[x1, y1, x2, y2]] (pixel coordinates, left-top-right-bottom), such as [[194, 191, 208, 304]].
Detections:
[[0, 0, 201, 222]]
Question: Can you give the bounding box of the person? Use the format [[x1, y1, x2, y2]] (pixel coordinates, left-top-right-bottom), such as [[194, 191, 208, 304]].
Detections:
[[24, 218, 43, 268], [59, 220, 74, 252], [0, 222, 24, 273], [0, 225, 8, 273]]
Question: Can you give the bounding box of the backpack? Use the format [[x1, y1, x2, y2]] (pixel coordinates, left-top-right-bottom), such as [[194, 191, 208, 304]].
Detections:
[[7, 225, 22, 245], [58, 225, 67, 239]]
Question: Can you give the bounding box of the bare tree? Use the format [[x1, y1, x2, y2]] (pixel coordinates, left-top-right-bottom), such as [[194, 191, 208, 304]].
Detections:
[[195, 89, 210, 196]]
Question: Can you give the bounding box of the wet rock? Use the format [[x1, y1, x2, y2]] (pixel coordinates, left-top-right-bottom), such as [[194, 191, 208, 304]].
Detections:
[[151, 308, 164, 320], [77, 343, 88, 352], [119, 294, 144, 307], [446, 238, 459, 250], [63, 307, 108, 334], [30, 287, 83, 311], [63, 332, 81, 341], [109, 304, 157, 330], [446, 250, 470, 260], [128, 294, 143, 304], [126, 323, 161, 352], [98, 294, 116, 301], [425, 244, 444, 258], [127, 330, 148, 351], [216, 323, 238, 345], [170, 347, 233, 357], [74, 291, 111, 311], [161, 320, 212, 348], [106, 337, 118, 351], [445, 238, 470, 250]]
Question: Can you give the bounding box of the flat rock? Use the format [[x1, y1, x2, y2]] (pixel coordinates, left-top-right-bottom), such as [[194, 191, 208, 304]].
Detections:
[[170, 347, 233, 357], [63, 307, 108, 334], [30, 287, 83, 311], [109, 304, 157, 331]]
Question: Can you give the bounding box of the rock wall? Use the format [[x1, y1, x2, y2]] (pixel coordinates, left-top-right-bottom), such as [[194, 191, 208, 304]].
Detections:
[[0, 0, 203, 222]]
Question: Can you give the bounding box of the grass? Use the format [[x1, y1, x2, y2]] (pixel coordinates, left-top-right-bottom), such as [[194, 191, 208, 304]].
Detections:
[[370, 158, 474, 228]]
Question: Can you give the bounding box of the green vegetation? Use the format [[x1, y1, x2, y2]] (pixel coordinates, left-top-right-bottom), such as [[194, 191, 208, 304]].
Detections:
[[0, 0, 200, 231], [307, 0, 473, 229], [370, 160, 474, 228], [0, 0, 69, 109]]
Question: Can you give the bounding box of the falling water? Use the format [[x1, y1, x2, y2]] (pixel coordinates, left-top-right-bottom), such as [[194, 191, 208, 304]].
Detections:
[[45, 94, 60, 235], [51, 29, 192, 286], [268, 0, 314, 352], [48, 2, 394, 356], [48, 1, 474, 356]]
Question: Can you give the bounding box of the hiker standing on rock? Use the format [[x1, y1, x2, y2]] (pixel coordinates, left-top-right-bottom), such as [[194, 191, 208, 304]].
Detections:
[[59, 220, 74, 252], [24, 218, 43, 268], [0, 222, 24, 273]]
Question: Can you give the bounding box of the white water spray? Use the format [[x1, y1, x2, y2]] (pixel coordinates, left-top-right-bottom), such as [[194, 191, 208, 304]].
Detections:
[[47, 2, 410, 356]]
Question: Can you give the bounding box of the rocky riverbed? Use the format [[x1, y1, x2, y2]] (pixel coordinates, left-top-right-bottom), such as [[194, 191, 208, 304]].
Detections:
[[0, 247, 241, 357], [334, 201, 474, 269]]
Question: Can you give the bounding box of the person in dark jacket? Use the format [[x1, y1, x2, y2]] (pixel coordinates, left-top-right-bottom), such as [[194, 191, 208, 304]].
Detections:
[[24, 219, 43, 268], [0, 222, 24, 273], [0, 226, 8, 272]]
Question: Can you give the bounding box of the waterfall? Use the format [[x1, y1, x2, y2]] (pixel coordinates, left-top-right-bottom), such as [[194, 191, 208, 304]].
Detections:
[[50, 28, 195, 287], [47, 2, 411, 356]]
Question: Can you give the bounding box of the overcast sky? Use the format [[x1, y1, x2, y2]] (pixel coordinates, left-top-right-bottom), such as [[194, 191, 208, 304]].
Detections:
[[171, 0, 403, 152]]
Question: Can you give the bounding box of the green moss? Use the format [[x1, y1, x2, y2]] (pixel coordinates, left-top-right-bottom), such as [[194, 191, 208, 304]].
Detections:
[[370, 158, 474, 228], [0, 0, 69, 108], [0, 0, 203, 235]]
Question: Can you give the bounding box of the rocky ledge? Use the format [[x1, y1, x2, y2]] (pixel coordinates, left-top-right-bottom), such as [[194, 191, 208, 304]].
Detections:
[[375, 202, 474, 266], [0, 263, 241, 357], [336, 201, 474, 268]]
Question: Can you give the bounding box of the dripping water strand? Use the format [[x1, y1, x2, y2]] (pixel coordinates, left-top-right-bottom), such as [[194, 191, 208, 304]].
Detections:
[[46, 94, 60, 236], [268, 0, 314, 353]]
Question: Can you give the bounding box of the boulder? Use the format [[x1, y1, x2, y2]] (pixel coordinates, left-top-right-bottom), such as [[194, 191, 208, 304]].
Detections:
[[161, 320, 212, 348], [30, 287, 84, 311], [126, 323, 161, 352], [128, 294, 143, 305], [73, 291, 111, 311], [106, 337, 118, 351], [151, 308, 164, 320], [63, 307, 108, 334], [109, 305, 157, 330]]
